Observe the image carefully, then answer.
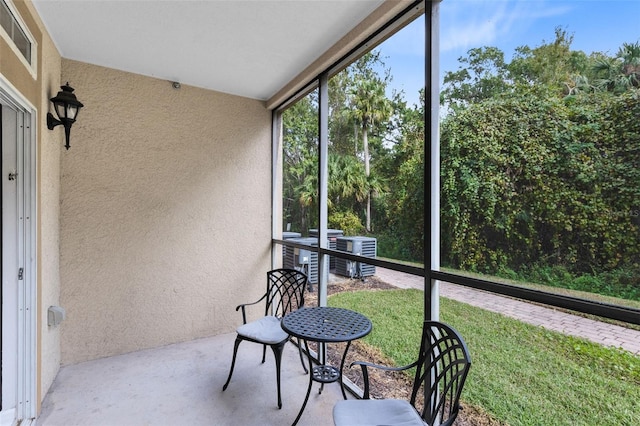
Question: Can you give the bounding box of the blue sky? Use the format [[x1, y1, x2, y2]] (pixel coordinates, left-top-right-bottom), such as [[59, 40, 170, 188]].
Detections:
[[377, 0, 640, 107]]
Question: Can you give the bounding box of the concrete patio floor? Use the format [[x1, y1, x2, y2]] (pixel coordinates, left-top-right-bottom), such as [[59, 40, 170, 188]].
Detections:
[[37, 332, 346, 426], [37, 269, 640, 426]]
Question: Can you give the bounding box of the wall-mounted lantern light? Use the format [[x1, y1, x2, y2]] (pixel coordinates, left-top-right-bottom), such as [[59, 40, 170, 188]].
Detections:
[[47, 82, 84, 150]]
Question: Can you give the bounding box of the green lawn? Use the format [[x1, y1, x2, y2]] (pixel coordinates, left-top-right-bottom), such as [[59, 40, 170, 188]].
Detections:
[[328, 288, 640, 426]]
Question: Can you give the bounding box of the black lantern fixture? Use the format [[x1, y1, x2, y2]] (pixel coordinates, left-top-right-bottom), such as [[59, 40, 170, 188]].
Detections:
[[47, 82, 84, 150]]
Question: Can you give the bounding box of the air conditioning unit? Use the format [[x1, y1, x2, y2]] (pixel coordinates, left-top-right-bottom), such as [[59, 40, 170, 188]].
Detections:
[[308, 229, 344, 270], [283, 237, 318, 285], [281, 232, 301, 267], [283, 232, 302, 239], [335, 236, 376, 278]]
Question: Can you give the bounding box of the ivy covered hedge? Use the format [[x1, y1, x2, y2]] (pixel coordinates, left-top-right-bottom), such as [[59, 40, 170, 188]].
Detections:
[[441, 89, 640, 275]]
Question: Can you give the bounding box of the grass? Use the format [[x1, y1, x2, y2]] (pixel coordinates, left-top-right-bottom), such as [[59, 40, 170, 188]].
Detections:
[[328, 288, 640, 426]]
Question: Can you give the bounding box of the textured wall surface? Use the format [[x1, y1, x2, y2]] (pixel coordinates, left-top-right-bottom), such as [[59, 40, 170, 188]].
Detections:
[[36, 15, 64, 405], [59, 61, 272, 364]]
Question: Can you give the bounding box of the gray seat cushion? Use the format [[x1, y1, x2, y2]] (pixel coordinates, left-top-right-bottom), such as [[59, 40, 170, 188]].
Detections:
[[333, 399, 426, 426], [236, 315, 288, 344]]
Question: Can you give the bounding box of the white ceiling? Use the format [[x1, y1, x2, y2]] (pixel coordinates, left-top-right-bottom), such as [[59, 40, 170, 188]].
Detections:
[[32, 0, 385, 101]]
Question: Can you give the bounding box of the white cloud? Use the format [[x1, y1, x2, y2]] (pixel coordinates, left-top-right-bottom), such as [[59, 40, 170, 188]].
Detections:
[[440, 0, 572, 52]]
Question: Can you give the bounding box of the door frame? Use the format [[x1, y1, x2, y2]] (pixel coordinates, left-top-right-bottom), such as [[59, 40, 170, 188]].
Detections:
[[0, 75, 37, 425]]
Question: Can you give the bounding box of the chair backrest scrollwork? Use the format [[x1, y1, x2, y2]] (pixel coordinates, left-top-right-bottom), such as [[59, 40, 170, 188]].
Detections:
[[266, 268, 308, 318], [411, 321, 472, 426]]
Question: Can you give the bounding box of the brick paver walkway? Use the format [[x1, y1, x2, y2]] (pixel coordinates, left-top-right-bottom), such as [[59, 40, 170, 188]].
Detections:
[[375, 268, 640, 355]]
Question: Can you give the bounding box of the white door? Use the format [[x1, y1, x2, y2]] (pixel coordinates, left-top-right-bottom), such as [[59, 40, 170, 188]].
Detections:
[[1, 102, 19, 426], [0, 86, 36, 426]]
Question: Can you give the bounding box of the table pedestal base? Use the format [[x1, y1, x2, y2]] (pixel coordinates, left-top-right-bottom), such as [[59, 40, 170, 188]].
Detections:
[[291, 341, 351, 426], [312, 365, 340, 383]]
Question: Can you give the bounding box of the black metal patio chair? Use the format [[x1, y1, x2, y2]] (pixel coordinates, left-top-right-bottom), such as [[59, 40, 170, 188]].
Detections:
[[222, 268, 308, 409], [333, 320, 472, 426]]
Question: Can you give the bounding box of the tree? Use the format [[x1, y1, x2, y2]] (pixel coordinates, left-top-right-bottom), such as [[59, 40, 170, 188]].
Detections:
[[441, 85, 640, 274], [283, 50, 398, 236], [442, 28, 599, 106], [345, 76, 393, 231], [296, 153, 377, 235], [592, 42, 640, 93], [328, 154, 369, 210], [282, 94, 318, 232], [441, 46, 510, 110], [381, 92, 425, 261], [508, 28, 583, 92]]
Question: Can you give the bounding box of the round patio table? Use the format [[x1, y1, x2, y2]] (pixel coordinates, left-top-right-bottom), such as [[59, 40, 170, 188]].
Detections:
[[282, 306, 372, 426]]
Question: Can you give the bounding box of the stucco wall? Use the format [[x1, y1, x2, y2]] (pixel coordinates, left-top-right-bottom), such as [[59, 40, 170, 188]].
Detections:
[[59, 61, 272, 365], [36, 18, 64, 408]]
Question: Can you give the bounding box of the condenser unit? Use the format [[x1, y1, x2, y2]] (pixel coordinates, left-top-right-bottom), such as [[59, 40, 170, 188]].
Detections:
[[281, 232, 301, 267], [283, 237, 318, 285], [335, 236, 376, 278], [308, 229, 344, 270]]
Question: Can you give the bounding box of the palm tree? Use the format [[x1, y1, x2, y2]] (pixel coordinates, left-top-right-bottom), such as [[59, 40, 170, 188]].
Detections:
[[619, 42, 640, 87], [328, 155, 368, 208], [564, 74, 594, 95], [297, 154, 382, 234], [345, 77, 392, 231], [593, 42, 640, 93]]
